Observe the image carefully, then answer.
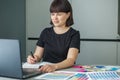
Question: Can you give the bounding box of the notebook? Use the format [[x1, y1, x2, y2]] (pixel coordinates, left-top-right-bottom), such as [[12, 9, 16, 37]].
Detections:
[[0, 39, 42, 79]]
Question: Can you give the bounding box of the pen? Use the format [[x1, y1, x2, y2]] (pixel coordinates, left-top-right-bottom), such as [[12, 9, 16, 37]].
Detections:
[[30, 51, 34, 58], [39, 65, 43, 69]]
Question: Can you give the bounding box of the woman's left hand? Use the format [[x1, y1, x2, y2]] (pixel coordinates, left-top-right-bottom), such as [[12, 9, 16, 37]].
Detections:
[[38, 64, 57, 73]]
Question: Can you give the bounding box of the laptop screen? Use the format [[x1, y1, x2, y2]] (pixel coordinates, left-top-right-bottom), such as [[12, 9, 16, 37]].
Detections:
[[0, 39, 23, 78]]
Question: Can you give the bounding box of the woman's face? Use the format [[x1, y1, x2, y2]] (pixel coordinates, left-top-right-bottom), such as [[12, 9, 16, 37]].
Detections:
[[51, 12, 70, 27]]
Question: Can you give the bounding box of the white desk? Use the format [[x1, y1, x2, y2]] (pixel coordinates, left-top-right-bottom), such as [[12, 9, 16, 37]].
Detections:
[[0, 66, 120, 80]]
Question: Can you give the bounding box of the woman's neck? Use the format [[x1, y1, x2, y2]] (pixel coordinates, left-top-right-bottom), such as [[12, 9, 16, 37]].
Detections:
[[53, 26, 70, 34]]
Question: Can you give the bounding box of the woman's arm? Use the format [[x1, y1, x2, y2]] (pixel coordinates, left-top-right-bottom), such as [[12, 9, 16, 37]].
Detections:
[[27, 46, 44, 64], [39, 47, 79, 72], [34, 46, 44, 61], [54, 48, 79, 69]]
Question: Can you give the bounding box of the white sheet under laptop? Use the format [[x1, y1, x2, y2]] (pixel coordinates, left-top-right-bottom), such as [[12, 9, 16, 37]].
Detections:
[[0, 39, 42, 79]]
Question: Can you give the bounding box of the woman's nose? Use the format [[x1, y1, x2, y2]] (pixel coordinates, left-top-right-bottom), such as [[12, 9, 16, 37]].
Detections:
[[53, 15, 58, 20]]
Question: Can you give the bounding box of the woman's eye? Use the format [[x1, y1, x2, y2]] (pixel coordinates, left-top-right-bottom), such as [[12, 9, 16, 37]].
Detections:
[[58, 14, 61, 16], [57, 13, 62, 16], [51, 13, 63, 16]]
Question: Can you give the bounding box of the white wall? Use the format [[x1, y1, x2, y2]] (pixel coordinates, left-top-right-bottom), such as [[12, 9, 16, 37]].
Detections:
[[26, 0, 51, 38], [72, 0, 118, 39], [72, 0, 119, 65], [118, 43, 120, 65], [26, 0, 52, 56], [76, 41, 117, 65]]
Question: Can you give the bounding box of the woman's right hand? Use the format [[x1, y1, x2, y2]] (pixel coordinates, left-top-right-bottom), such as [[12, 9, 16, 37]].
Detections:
[[27, 55, 37, 64]]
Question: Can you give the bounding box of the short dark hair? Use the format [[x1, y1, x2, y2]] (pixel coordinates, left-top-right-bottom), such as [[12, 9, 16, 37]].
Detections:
[[50, 0, 74, 27]]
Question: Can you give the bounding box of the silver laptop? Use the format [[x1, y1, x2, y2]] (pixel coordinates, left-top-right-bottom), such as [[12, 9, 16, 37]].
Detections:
[[0, 39, 42, 79]]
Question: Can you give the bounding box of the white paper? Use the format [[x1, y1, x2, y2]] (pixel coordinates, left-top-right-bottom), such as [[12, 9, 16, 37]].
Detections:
[[35, 71, 76, 80], [22, 62, 53, 68]]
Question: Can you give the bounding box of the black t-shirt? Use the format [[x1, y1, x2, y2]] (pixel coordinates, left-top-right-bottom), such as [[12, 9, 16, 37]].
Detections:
[[36, 27, 80, 63]]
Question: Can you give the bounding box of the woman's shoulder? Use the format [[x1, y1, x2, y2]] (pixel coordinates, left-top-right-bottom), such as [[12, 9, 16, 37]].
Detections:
[[42, 27, 53, 33], [43, 27, 52, 31], [70, 27, 80, 35]]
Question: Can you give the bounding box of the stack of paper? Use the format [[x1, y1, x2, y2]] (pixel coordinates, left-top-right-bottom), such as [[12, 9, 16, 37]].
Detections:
[[69, 71, 120, 80]]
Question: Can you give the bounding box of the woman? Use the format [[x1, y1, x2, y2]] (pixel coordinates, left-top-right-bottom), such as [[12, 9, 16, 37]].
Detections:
[[27, 0, 80, 73]]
